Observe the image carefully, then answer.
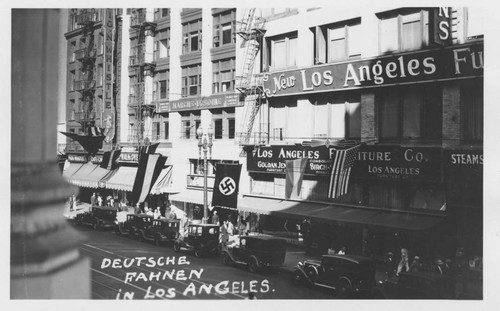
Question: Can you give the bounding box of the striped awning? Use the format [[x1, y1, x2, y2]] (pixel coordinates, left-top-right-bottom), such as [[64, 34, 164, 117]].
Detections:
[[66, 162, 99, 187], [62, 161, 85, 180], [105, 166, 138, 191], [150, 166, 173, 195], [77, 165, 117, 189], [170, 189, 212, 206]]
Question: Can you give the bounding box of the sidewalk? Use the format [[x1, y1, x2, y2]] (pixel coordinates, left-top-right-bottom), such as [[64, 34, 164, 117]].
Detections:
[[63, 202, 90, 220]]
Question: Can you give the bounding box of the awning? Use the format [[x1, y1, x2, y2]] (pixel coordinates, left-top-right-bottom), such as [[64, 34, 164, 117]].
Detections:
[[238, 196, 443, 232], [150, 166, 174, 195], [105, 166, 138, 191], [62, 162, 85, 180], [170, 189, 212, 206], [77, 165, 118, 189], [66, 162, 99, 187]]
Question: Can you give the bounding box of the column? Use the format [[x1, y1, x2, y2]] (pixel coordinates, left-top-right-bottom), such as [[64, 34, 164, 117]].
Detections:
[[360, 92, 377, 143], [11, 9, 90, 299], [442, 83, 461, 148]]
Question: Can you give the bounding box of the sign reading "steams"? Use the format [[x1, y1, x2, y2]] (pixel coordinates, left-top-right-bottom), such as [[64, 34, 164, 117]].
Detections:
[[263, 42, 483, 97], [443, 149, 483, 184], [169, 93, 241, 112]]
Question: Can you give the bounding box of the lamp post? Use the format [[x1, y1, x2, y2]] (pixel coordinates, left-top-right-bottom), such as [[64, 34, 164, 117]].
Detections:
[[197, 124, 213, 224]]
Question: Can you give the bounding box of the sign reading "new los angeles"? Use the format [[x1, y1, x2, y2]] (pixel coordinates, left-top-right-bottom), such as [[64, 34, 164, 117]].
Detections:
[[263, 42, 483, 97]]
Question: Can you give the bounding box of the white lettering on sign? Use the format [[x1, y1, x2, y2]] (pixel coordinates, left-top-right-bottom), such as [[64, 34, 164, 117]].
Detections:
[[453, 48, 484, 74], [450, 153, 483, 165]]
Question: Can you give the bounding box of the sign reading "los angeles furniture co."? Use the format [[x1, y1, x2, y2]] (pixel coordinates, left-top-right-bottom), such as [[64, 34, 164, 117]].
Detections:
[[262, 42, 483, 97], [246, 145, 442, 181]]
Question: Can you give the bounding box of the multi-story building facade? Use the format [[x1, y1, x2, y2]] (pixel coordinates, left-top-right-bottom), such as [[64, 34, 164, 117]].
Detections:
[[238, 7, 483, 259], [61, 7, 483, 262]]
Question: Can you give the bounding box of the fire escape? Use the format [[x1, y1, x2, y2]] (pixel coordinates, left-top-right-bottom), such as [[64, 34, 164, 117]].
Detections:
[[129, 9, 157, 146], [236, 9, 267, 147], [73, 9, 98, 134]]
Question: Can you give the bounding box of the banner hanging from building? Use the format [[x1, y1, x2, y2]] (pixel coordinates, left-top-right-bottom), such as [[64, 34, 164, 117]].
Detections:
[[285, 158, 308, 199], [100, 148, 122, 170], [131, 153, 167, 204], [212, 164, 242, 209], [328, 144, 361, 199]]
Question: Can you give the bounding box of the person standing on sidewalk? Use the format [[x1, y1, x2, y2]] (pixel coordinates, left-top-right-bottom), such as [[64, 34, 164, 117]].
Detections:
[[68, 195, 74, 212], [90, 192, 97, 207]]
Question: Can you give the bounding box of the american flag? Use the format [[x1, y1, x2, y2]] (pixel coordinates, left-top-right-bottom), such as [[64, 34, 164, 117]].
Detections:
[[328, 144, 361, 199]]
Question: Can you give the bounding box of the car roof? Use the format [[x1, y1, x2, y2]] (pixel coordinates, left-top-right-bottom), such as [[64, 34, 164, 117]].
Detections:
[[155, 218, 180, 223], [241, 234, 286, 242], [129, 214, 153, 218], [189, 223, 219, 227], [321, 254, 373, 264], [93, 206, 117, 211]]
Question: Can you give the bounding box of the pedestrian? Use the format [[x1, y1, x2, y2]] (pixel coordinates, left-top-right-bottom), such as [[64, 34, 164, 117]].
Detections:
[[90, 192, 97, 207], [97, 194, 103, 207], [154, 207, 161, 219], [301, 218, 312, 255], [68, 195, 74, 212], [167, 206, 177, 220], [71, 195, 77, 211], [146, 208, 154, 216], [237, 215, 246, 235], [212, 211, 219, 225], [135, 203, 141, 214], [433, 259, 444, 275], [396, 248, 410, 276], [409, 256, 421, 272]]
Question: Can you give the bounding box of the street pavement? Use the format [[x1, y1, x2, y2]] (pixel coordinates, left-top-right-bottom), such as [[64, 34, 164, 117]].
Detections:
[[63, 202, 322, 276]]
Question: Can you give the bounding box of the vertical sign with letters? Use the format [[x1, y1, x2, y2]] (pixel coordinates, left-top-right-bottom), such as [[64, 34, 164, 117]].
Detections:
[[431, 7, 452, 46], [103, 8, 115, 143]]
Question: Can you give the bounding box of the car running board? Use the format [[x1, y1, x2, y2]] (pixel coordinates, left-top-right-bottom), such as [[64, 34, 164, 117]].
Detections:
[[313, 282, 336, 290]]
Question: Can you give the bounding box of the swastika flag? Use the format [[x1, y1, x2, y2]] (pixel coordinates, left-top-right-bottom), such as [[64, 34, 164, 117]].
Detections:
[[212, 163, 242, 209]]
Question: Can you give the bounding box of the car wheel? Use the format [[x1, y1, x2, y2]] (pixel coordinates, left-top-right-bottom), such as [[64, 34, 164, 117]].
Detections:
[[173, 242, 181, 252], [194, 247, 203, 258], [292, 270, 303, 285], [248, 258, 259, 273], [337, 279, 352, 298], [306, 266, 318, 283], [222, 253, 230, 265]]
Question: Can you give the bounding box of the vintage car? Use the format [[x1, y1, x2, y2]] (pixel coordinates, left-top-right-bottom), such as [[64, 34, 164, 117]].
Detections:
[[74, 206, 117, 230], [115, 214, 154, 238], [137, 218, 180, 246], [372, 271, 455, 299], [292, 254, 376, 298], [221, 234, 287, 273], [173, 224, 220, 257]]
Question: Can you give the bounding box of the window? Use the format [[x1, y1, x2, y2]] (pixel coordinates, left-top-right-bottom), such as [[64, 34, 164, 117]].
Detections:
[[461, 79, 483, 143], [69, 70, 76, 91], [154, 8, 170, 19], [182, 20, 202, 53], [213, 10, 236, 47], [70, 41, 76, 62], [153, 122, 160, 140], [377, 84, 442, 142], [210, 108, 236, 139], [313, 19, 361, 64], [181, 65, 201, 97], [180, 111, 201, 139], [266, 32, 297, 70], [159, 80, 168, 99], [213, 58, 235, 93], [378, 9, 429, 53]]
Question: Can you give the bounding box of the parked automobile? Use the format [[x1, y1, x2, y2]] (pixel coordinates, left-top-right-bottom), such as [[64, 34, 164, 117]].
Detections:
[[372, 271, 455, 299], [115, 214, 153, 238], [173, 224, 220, 257], [137, 218, 180, 246], [292, 254, 376, 298], [221, 234, 287, 273], [74, 206, 117, 230]]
